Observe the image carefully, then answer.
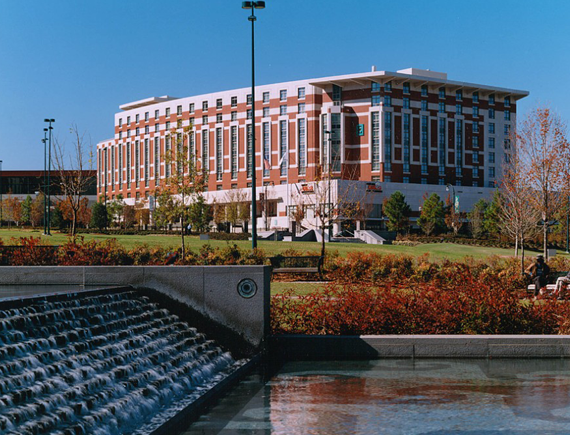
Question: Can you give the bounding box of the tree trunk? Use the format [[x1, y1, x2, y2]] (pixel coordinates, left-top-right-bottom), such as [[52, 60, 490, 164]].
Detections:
[[320, 223, 326, 259], [515, 234, 519, 257], [544, 222, 548, 259], [71, 209, 77, 238], [521, 236, 526, 276], [181, 215, 185, 259]]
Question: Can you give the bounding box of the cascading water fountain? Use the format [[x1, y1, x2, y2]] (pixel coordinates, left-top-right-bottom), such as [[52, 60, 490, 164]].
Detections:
[[0, 289, 245, 435]]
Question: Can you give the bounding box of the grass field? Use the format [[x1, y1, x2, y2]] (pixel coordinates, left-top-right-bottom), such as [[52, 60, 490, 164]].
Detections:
[[0, 227, 545, 261]]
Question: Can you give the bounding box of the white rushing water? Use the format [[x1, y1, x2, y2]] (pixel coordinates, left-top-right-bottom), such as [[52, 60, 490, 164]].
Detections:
[[0, 290, 243, 435]]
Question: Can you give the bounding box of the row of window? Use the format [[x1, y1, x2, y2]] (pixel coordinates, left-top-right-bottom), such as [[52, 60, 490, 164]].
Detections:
[[371, 82, 511, 107], [118, 88, 307, 128]]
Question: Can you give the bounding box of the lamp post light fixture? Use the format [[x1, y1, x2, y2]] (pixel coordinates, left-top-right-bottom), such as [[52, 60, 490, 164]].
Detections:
[[44, 119, 55, 235], [242, 0, 265, 249], [42, 128, 48, 235], [446, 183, 456, 213]]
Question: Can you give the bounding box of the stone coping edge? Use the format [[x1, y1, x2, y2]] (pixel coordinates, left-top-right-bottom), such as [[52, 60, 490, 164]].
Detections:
[[269, 335, 570, 359]]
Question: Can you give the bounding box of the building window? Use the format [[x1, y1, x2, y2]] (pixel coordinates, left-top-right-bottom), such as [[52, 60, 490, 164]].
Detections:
[[421, 115, 428, 174], [421, 100, 428, 111], [166, 108, 171, 117], [473, 166, 479, 178], [177, 105, 182, 116], [439, 102, 445, 113], [473, 136, 479, 148], [145, 112, 149, 122], [403, 176, 410, 183], [231, 126, 238, 179], [127, 116, 131, 125], [331, 113, 341, 172], [280, 90, 287, 101], [473, 152, 479, 164], [473, 92, 479, 103], [384, 95, 392, 107], [456, 104, 462, 115], [421, 177, 427, 184], [438, 118, 446, 176], [280, 105, 287, 116], [126, 143, 131, 184], [504, 96, 511, 107], [372, 112, 380, 171], [246, 124, 253, 177], [489, 152, 495, 164], [144, 138, 149, 186], [298, 103, 305, 114], [473, 122, 479, 133], [332, 84, 342, 102], [489, 137, 495, 148], [456, 90, 463, 101], [216, 113, 223, 124], [439, 87, 445, 99], [384, 112, 392, 172], [403, 82, 410, 94], [456, 119, 463, 175], [118, 145, 123, 185], [136, 127, 140, 136], [155, 110, 159, 120], [263, 92, 270, 104], [473, 106, 479, 118], [421, 85, 428, 97], [489, 123, 495, 134], [403, 113, 410, 173], [489, 94, 495, 105], [385, 176, 391, 182], [165, 122, 170, 131], [298, 118, 306, 175], [119, 118, 122, 127], [154, 137, 160, 181], [127, 129, 130, 138], [280, 120, 288, 177], [489, 166, 495, 178], [202, 116, 208, 125], [384, 82, 392, 92], [201, 130, 209, 171], [505, 110, 511, 121], [489, 108, 495, 119], [371, 82, 380, 92], [189, 103, 195, 113], [263, 107, 270, 118], [216, 127, 223, 181], [298, 87, 305, 99], [247, 94, 252, 105], [231, 111, 237, 122], [403, 97, 410, 109], [216, 99, 222, 110], [372, 95, 381, 106], [504, 124, 511, 136], [135, 141, 140, 185], [202, 101, 208, 111], [155, 124, 159, 133], [263, 122, 270, 177], [119, 131, 122, 139], [230, 96, 237, 108], [189, 130, 195, 164], [247, 109, 253, 120], [145, 126, 149, 135], [136, 114, 140, 123]]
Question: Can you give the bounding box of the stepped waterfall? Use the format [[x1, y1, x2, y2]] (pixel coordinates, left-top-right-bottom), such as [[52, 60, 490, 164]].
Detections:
[[0, 290, 243, 435]]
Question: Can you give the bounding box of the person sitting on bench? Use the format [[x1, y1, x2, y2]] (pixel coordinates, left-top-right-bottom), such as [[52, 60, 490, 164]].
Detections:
[[525, 254, 550, 299], [554, 271, 570, 300]]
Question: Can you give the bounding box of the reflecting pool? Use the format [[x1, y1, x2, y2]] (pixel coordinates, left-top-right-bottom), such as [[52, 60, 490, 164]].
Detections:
[[181, 359, 570, 434]]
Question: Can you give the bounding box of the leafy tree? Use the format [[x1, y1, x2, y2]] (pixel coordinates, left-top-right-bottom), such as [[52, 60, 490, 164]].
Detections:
[[483, 191, 501, 236], [444, 195, 463, 235], [21, 195, 33, 225], [90, 201, 108, 231], [31, 193, 45, 227], [418, 193, 445, 236], [51, 206, 64, 230], [468, 199, 488, 238], [188, 194, 211, 233], [107, 194, 125, 228], [154, 125, 207, 256], [382, 191, 411, 233]]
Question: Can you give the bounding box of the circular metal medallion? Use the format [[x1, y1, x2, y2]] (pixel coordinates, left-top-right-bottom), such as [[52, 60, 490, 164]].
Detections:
[[237, 278, 257, 299]]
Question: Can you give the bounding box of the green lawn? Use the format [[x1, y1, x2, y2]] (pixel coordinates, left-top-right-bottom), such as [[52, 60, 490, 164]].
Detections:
[[0, 227, 546, 261]]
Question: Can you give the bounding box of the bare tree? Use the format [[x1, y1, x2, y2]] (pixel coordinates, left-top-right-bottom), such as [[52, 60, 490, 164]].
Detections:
[[53, 125, 94, 237], [498, 140, 540, 273], [518, 108, 568, 259]]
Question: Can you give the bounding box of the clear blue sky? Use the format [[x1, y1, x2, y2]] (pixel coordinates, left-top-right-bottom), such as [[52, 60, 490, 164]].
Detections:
[[0, 0, 568, 170]]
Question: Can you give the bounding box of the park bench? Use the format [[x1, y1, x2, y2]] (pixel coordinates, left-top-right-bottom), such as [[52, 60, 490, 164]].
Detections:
[[269, 255, 324, 279], [526, 271, 568, 295]]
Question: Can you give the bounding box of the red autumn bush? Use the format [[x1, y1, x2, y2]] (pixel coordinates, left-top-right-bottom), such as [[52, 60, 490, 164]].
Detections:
[[271, 268, 570, 335], [7, 237, 58, 266]]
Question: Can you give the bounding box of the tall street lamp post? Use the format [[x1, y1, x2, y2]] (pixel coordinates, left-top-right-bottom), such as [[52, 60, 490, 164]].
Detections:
[[42, 128, 48, 235], [242, 0, 265, 249], [44, 119, 55, 235]]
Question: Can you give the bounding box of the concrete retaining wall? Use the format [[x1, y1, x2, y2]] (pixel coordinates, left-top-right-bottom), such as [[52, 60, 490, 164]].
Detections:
[[271, 335, 570, 359], [0, 266, 271, 347]]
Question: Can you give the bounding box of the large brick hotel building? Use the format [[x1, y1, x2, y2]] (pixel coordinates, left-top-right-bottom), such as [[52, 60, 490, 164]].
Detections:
[[97, 68, 528, 233]]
